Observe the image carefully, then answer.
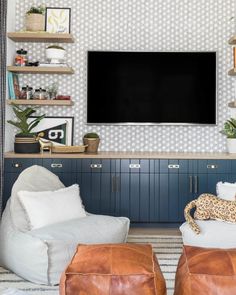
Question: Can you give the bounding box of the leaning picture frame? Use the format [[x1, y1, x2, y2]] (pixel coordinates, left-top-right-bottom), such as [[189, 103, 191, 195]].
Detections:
[[28, 116, 74, 146], [45, 7, 71, 34]]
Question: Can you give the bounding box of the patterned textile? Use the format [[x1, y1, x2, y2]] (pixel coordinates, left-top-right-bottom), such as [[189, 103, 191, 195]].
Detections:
[[0, 0, 7, 215]]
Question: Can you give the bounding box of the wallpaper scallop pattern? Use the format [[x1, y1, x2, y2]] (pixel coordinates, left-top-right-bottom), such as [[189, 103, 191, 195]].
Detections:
[[14, 0, 236, 152]]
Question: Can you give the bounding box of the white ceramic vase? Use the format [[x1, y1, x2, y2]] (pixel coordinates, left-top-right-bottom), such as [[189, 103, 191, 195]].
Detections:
[[45, 48, 66, 64], [227, 138, 236, 153]]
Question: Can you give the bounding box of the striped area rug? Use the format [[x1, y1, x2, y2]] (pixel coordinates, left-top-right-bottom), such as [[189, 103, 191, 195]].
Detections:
[[0, 234, 182, 295]]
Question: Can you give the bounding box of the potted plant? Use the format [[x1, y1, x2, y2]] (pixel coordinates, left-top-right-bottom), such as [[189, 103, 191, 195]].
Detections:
[[46, 45, 66, 64], [7, 105, 45, 154], [83, 132, 100, 154], [25, 5, 45, 32], [221, 118, 236, 153]]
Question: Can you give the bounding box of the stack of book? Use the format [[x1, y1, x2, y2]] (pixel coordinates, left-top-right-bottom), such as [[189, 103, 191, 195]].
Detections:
[[8, 72, 20, 99]]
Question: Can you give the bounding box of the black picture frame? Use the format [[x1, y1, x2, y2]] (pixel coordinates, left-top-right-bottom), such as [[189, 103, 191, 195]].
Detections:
[[29, 116, 74, 146], [45, 7, 71, 34]]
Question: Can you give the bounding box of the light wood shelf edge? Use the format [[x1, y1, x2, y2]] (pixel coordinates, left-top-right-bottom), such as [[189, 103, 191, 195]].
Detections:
[[7, 32, 74, 43], [7, 66, 74, 74], [4, 151, 236, 159], [7, 99, 74, 106]]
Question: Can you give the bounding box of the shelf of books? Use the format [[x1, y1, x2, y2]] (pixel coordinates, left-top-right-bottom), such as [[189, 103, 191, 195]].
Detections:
[[7, 32, 74, 43], [7, 66, 74, 74], [7, 99, 73, 106]]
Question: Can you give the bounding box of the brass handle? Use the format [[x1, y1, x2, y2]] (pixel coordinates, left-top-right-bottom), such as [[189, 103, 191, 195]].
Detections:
[[207, 164, 218, 169], [194, 176, 198, 193], [112, 175, 116, 193], [129, 164, 140, 169], [51, 163, 63, 168], [189, 176, 193, 193], [12, 163, 22, 168], [168, 164, 179, 169], [90, 164, 102, 169]]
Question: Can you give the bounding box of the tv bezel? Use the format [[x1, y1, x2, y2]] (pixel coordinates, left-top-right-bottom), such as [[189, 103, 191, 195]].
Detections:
[[86, 50, 218, 126]]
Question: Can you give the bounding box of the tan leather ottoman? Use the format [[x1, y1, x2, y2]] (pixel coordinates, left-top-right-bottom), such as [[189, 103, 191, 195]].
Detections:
[[174, 245, 236, 295], [60, 243, 166, 295]]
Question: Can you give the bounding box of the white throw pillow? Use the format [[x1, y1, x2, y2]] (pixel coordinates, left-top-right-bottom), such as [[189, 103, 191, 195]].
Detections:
[[17, 184, 86, 230], [216, 182, 236, 201]]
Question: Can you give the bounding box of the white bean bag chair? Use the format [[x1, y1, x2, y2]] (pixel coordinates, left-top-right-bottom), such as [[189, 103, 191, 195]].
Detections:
[[0, 166, 130, 285], [180, 220, 236, 249]]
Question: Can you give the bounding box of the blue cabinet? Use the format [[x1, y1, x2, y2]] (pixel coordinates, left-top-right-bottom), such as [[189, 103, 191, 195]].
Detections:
[[3, 157, 234, 224]]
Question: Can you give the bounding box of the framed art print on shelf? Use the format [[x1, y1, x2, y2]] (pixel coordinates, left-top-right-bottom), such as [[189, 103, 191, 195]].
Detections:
[[28, 116, 74, 146], [45, 7, 71, 33]]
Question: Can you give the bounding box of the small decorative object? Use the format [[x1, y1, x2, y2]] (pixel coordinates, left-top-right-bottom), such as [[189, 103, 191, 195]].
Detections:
[[15, 49, 28, 66], [19, 85, 33, 100], [55, 95, 71, 100], [51, 145, 87, 153], [28, 116, 74, 146], [47, 83, 58, 99], [45, 7, 71, 33], [27, 61, 39, 67], [83, 132, 100, 154], [8, 73, 20, 99], [220, 118, 236, 153], [7, 105, 45, 154], [25, 5, 45, 32], [37, 133, 53, 154], [46, 45, 66, 64], [33, 88, 49, 100]]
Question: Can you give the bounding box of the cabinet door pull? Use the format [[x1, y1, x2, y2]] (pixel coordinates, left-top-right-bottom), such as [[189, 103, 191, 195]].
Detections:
[[12, 163, 22, 168], [207, 164, 218, 169], [189, 176, 193, 193], [129, 164, 140, 169], [168, 164, 179, 169], [90, 164, 102, 169], [194, 176, 198, 193], [112, 175, 116, 193], [51, 163, 63, 168]]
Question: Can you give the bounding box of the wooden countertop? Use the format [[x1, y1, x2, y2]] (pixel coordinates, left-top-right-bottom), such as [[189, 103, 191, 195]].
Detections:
[[4, 151, 236, 159]]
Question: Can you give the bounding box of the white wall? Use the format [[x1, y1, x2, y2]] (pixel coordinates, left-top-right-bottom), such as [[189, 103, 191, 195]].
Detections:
[[5, 0, 236, 152]]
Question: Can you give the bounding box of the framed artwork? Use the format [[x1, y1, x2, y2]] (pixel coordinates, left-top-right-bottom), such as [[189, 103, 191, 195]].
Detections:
[[29, 116, 74, 146], [45, 7, 71, 33]]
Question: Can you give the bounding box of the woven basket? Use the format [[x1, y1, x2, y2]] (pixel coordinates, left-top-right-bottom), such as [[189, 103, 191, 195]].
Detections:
[[25, 13, 44, 31]]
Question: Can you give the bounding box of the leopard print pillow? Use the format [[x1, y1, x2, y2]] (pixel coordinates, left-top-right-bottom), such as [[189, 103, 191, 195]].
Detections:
[[184, 193, 236, 234]]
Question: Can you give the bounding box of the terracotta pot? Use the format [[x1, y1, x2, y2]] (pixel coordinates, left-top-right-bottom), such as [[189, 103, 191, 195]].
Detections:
[[25, 13, 44, 31], [83, 138, 100, 154]]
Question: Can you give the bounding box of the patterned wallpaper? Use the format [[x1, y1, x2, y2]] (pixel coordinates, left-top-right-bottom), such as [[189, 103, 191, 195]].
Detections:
[[14, 0, 236, 152]]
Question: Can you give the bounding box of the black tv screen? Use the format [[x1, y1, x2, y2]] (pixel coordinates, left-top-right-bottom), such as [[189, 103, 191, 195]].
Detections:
[[87, 51, 216, 125]]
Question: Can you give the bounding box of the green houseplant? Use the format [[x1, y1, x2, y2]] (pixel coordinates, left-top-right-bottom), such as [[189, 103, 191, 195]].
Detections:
[[221, 118, 236, 153], [83, 132, 100, 154], [25, 5, 45, 32], [7, 105, 45, 153]]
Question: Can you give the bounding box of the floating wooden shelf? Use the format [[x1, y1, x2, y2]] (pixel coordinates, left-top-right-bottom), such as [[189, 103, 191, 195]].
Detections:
[[229, 36, 236, 45], [7, 66, 74, 74], [7, 99, 74, 106], [7, 32, 74, 43], [228, 69, 236, 76]]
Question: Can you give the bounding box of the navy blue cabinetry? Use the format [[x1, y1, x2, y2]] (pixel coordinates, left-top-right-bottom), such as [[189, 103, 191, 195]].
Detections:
[[3, 157, 234, 224]]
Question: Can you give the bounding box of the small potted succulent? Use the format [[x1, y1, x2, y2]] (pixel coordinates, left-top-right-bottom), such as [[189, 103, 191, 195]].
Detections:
[[46, 45, 66, 64], [83, 132, 100, 154], [221, 118, 236, 153], [25, 5, 45, 32], [7, 105, 45, 153]]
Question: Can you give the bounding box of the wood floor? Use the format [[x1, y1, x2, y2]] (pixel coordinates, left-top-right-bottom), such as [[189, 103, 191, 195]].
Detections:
[[129, 227, 181, 236]]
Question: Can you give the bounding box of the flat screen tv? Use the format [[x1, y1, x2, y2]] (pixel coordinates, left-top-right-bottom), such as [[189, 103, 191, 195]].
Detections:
[[87, 51, 217, 125]]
